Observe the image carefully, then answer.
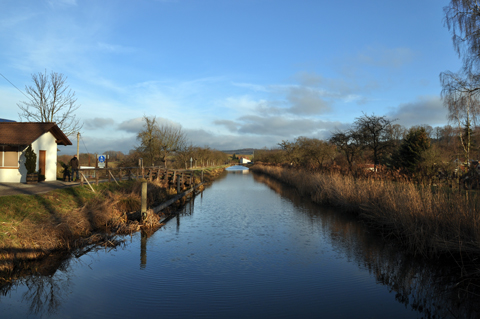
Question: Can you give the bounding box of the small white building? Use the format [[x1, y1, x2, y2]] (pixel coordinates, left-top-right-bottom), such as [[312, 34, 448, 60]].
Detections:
[[0, 122, 72, 183], [239, 157, 251, 164]]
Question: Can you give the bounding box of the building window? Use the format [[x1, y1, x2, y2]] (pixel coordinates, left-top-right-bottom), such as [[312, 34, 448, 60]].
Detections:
[[0, 146, 19, 168]]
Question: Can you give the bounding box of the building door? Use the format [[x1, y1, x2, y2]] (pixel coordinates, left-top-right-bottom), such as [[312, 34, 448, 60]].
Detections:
[[39, 150, 46, 177]]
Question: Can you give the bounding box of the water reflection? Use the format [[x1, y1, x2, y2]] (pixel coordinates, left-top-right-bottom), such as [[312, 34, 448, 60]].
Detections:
[[253, 172, 480, 318], [1, 172, 480, 318], [139, 194, 196, 270], [226, 165, 249, 174], [140, 231, 147, 269], [0, 254, 73, 317]]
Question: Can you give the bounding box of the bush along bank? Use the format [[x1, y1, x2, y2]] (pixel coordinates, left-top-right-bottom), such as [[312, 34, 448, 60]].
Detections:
[[250, 165, 480, 263], [0, 167, 226, 281]]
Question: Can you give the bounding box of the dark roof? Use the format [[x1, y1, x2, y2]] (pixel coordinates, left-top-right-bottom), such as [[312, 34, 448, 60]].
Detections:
[[0, 118, 16, 123], [0, 122, 72, 146]]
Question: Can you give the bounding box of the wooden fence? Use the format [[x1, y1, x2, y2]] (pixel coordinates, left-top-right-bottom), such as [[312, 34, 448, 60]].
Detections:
[[78, 166, 203, 192]]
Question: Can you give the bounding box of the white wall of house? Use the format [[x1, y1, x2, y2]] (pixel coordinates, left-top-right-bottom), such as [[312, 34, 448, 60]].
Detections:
[[0, 147, 21, 183], [240, 158, 251, 164], [32, 131, 58, 182], [0, 132, 58, 183]]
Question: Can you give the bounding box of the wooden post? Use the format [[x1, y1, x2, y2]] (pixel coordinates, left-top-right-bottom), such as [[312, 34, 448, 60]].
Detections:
[[108, 170, 111, 182], [141, 181, 147, 220], [109, 170, 119, 185], [190, 171, 193, 186], [81, 171, 84, 186], [148, 169, 152, 181], [80, 172, 96, 193], [201, 170, 204, 182], [177, 173, 181, 193], [95, 170, 99, 185]]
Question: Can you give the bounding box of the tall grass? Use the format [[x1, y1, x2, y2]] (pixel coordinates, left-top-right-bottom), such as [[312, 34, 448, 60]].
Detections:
[[251, 165, 480, 258], [0, 180, 170, 272], [0, 167, 227, 279]]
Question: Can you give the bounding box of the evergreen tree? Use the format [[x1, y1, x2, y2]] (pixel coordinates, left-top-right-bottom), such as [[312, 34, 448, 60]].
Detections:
[[395, 127, 431, 173], [24, 144, 37, 174]]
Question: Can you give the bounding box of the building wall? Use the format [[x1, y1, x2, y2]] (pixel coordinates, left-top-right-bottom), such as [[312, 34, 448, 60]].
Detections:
[[0, 132, 58, 183], [0, 146, 21, 183], [32, 132, 58, 182]]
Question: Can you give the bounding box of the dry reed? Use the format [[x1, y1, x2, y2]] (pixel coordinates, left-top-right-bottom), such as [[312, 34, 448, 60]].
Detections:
[[251, 164, 480, 258]]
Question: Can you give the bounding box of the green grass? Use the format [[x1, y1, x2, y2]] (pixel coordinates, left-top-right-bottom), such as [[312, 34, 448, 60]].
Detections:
[[0, 181, 138, 241]]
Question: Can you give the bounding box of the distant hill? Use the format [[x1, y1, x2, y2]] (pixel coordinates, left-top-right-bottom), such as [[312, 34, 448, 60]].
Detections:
[[221, 148, 255, 155]]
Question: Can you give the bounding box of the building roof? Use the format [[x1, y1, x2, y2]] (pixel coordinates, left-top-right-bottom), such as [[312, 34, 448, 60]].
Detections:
[[0, 122, 72, 146], [0, 118, 16, 123]]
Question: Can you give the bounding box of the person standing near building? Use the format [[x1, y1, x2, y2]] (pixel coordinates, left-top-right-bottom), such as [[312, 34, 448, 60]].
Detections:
[[70, 154, 80, 182]]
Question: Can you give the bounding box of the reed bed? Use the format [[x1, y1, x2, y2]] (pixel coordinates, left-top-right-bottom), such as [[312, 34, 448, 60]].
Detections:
[[251, 165, 480, 258]]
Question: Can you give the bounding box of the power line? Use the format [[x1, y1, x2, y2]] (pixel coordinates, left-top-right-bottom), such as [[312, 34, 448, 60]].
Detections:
[[0, 72, 31, 100], [80, 134, 90, 155]]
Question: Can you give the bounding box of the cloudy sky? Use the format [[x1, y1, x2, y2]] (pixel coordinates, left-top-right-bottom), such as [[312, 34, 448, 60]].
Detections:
[[0, 0, 462, 154]]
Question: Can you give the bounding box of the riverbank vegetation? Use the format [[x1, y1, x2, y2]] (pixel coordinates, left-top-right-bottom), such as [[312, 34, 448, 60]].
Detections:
[[251, 110, 480, 274], [0, 167, 226, 282], [252, 164, 480, 259]]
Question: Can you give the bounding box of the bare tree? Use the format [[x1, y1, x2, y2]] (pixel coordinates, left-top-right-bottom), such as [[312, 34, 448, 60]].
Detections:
[[278, 140, 300, 166], [440, 71, 480, 163], [444, 0, 480, 76], [353, 113, 396, 171], [386, 123, 407, 146], [157, 123, 187, 168], [330, 130, 363, 174], [136, 116, 187, 168], [17, 70, 82, 137], [136, 116, 161, 166]]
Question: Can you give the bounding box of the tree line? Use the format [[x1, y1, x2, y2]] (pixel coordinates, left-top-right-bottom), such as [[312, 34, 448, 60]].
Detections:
[[255, 113, 475, 183], [118, 115, 229, 169]]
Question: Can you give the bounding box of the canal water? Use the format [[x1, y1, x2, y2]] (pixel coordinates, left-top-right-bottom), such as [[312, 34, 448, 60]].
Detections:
[[0, 167, 478, 318]]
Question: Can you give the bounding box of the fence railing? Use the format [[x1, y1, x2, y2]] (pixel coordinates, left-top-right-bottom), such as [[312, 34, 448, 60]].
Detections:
[[77, 166, 204, 192]]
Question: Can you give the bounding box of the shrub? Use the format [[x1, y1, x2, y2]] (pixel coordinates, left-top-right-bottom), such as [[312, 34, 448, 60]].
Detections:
[[24, 144, 37, 174]]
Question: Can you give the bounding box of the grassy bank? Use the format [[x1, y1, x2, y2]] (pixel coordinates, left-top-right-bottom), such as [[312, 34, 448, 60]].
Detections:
[[251, 164, 480, 260], [0, 167, 226, 277]]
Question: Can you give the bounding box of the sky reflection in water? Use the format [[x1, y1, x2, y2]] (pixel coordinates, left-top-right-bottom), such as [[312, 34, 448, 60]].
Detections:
[[0, 170, 478, 318]]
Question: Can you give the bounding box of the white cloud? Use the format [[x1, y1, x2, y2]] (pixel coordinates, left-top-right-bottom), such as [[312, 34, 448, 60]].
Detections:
[[387, 96, 448, 127], [84, 117, 115, 130], [118, 117, 144, 133]]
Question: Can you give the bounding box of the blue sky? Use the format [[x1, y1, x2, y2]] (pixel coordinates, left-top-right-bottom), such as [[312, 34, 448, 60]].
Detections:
[[0, 0, 462, 154]]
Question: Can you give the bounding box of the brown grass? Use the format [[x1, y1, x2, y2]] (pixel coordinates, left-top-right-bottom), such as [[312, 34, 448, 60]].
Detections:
[[251, 164, 480, 258], [0, 180, 171, 273], [0, 167, 226, 280]]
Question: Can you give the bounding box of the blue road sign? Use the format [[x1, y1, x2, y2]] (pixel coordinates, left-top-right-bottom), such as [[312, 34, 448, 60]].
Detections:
[[98, 155, 106, 163]]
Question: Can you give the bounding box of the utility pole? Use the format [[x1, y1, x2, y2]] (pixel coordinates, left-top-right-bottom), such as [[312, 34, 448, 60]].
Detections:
[[77, 132, 80, 159]]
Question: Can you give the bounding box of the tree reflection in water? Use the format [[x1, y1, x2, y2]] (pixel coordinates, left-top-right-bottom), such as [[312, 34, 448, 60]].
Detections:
[[0, 254, 73, 317], [253, 173, 480, 318], [0, 239, 122, 317], [1, 174, 479, 318]]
